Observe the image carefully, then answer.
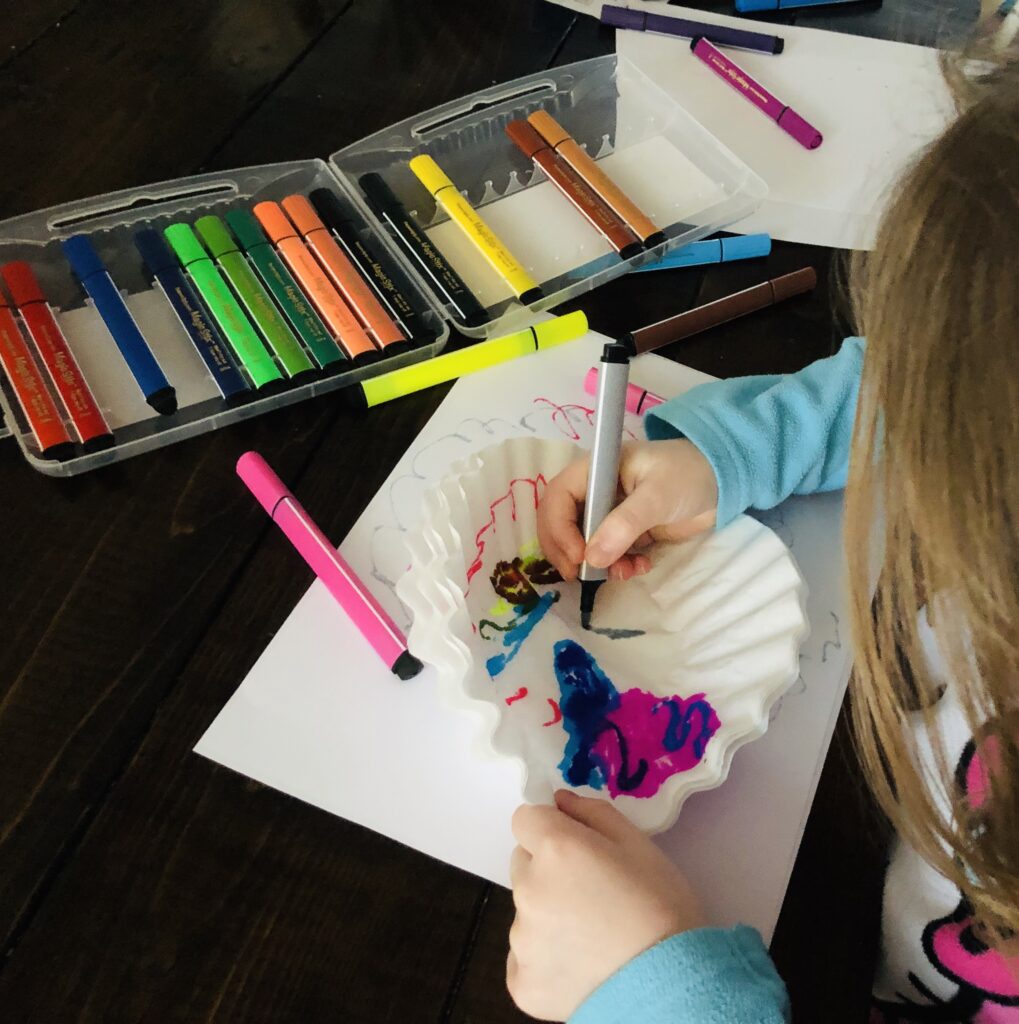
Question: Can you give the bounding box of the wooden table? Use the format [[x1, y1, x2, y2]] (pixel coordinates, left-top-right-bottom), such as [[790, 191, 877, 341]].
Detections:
[[0, 2, 932, 1019]]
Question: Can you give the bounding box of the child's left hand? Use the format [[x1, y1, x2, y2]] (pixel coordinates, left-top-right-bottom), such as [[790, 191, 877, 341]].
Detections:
[[507, 789, 705, 1022]]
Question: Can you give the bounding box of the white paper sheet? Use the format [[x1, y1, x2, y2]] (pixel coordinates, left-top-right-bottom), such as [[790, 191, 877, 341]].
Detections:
[[582, 3, 955, 249], [196, 332, 851, 942]]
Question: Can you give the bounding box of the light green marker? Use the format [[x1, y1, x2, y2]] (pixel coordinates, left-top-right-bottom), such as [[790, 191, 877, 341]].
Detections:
[[193, 215, 314, 379], [163, 222, 283, 390]]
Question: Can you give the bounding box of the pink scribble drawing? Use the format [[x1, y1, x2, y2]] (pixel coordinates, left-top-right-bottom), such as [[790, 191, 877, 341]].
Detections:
[[542, 699, 563, 727], [505, 687, 528, 706]]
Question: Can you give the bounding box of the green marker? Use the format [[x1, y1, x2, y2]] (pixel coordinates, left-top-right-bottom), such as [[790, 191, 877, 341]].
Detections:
[[194, 215, 314, 379], [163, 223, 283, 390], [225, 209, 347, 370]]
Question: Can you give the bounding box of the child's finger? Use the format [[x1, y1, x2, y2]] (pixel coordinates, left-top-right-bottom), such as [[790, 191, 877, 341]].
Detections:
[[511, 802, 566, 853], [537, 460, 589, 577], [555, 789, 638, 844], [585, 487, 667, 568], [509, 845, 532, 891]]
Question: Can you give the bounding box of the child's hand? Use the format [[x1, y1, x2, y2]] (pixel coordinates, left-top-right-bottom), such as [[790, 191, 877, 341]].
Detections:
[[507, 789, 705, 1022], [537, 439, 718, 582]]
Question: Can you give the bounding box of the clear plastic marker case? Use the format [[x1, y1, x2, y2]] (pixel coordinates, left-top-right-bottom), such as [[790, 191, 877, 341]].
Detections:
[[0, 55, 765, 477]]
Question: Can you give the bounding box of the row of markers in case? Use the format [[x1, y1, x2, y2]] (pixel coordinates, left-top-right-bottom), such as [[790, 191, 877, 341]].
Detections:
[[0, 189, 440, 461]]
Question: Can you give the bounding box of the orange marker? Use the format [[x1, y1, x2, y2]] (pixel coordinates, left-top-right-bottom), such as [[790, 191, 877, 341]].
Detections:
[[253, 201, 378, 365], [281, 194, 408, 354]]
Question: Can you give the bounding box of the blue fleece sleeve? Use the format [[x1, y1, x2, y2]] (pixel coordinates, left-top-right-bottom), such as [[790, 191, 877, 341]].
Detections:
[[645, 337, 865, 527], [569, 926, 789, 1024]]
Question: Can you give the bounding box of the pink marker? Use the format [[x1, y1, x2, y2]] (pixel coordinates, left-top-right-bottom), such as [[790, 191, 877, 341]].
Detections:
[[584, 366, 665, 416], [237, 451, 423, 680], [690, 37, 823, 151]]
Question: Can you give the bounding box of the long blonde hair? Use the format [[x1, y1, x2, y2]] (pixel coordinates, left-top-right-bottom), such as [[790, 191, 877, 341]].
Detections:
[[847, 49, 1019, 935]]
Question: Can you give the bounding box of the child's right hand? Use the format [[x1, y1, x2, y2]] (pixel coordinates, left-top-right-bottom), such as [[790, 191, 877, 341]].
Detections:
[[538, 438, 719, 582]]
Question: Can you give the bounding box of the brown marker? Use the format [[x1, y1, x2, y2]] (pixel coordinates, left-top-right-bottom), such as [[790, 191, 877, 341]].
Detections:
[[505, 120, 644, 260], [527, 110, 665, 248], [625, 267, 817, 354]]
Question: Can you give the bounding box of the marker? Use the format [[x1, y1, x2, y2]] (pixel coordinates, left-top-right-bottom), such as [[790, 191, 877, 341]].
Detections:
[[194, 216, 315, 380], [308, 188, 436, 347], [505, 120, 644, 260], [635, 234, 771, 273], [358, 172, 488, 329], [0, 289, 75, 459], [601, 3, 784, 55], [354, 310, 588, 409], [225, 208, 346, 371], [0, 261, 113, 451], [253, 202, 378, 366], [691, 37, 823, 151], [408, 155, 543, 304], [579, 338, 633, 629], [163, 223, 284, 390], [584, 367, 664, 415], [624, 267, 818, 354], [61, 234, 177, 415], [281, 194, 409, 355], [526, 110, 664, 248], [133, 230, 250, 402], [736, 0, 871, 12], [236, 451, 424, 680]]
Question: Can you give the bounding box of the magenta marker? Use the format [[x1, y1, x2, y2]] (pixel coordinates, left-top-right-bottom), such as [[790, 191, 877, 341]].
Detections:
[[236, 451, 423, 680], [690, 37, 823, 151], [584, 367, 664, 416]]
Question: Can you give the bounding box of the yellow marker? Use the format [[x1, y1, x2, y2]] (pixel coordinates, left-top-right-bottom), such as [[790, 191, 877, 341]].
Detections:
[[409, 154, 543, 304], [355, 310, 587, 408]]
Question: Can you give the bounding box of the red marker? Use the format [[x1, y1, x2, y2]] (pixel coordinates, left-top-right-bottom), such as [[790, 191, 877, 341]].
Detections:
[[584, 366, 665, 416], [1, 262, 113, 451], [0, 288, 75, 460]]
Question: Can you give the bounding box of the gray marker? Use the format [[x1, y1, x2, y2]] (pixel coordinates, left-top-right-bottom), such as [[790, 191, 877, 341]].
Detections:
[[579, 338, 634, 629]]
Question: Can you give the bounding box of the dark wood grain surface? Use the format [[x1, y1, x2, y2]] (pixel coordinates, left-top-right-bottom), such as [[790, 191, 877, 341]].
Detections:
[[0, 2, 898, 1020]]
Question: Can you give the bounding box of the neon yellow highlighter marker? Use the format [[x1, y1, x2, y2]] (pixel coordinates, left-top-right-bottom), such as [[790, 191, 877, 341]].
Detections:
[[408, 155, 543, 304]]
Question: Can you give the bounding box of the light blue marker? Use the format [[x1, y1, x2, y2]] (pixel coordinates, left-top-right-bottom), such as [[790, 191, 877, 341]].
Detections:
[[635, 234, 772, 273], [736, 0, 868, 10]]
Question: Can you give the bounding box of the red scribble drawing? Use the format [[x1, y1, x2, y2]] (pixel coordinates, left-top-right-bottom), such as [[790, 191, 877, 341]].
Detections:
[[466, 474, 549, 585], [531, 397, 595, 440], [542, 698, 563, 727], [505, 687, 528, 706]]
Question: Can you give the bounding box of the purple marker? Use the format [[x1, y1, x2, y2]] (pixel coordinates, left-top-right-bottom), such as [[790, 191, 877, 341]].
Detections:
[[601, 4, 785, 55], [691, 37, 823, 151]]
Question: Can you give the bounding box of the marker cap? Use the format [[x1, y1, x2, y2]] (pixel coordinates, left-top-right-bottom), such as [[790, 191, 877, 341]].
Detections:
[[308, 188, 355, 231], [252, 202, 299, 245], [505, 120, 552, 160], [1, 260, 46, 306], [776, 108, 824, 150], [195, 215, 240, 260], [534, 310, 588, 348], [601, 5, 648, 30], [526, 110, 571, 150], [408, 155, 454, 197], [734, 0, 779, 11], [236, 450, 289, 517], [134, 229, 179, 274], [62, 234, 106, 281], [225, 208, 270, 252], [163, 223, 210, 266], [281, 194, 327, 237], [720, 234, 773, 261]]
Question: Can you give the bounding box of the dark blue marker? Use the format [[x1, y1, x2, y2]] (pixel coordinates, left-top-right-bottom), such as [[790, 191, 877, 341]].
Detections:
[[736, 0, 875, 11], [61, 234, 177, 415], [134, 229, 249, 403]]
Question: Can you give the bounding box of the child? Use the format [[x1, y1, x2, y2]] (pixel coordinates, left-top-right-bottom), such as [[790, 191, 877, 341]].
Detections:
[[506, 46, 1019, 1024]]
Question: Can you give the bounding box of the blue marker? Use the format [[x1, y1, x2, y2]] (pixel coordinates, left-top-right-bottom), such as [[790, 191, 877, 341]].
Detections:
[[635, 234, 771, 273], [134, 229, 250, 404], [62, 234, 177, 415], [736, 0, 875, 11]]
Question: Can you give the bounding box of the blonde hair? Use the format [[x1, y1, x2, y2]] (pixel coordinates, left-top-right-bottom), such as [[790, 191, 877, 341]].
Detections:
[[846, 46, 1019, 936]]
